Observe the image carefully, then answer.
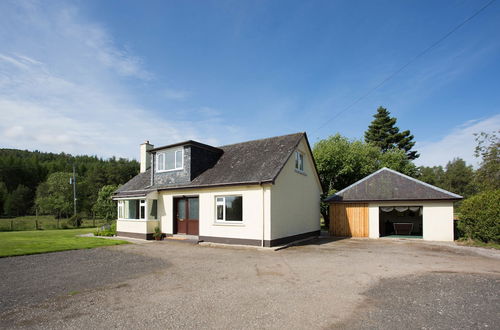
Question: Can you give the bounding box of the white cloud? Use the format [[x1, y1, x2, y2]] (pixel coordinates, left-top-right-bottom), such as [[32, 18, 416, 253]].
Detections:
[[0, 1, 240, 159], [415, 114, 500, 168]]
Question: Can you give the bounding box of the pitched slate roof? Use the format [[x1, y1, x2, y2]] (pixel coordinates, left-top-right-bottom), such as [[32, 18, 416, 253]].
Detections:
[[325, 167, 462, 203], [114, 132, 308, 197], [114, 169, 152, 197]]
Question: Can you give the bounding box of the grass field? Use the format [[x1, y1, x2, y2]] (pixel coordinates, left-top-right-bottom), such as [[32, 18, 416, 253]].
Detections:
[[0, 215, 111, 231], [0, 228, 129, 258]]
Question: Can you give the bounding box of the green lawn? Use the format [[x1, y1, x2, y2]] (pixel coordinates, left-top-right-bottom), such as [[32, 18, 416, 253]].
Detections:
[[0, 228, 129, 258]]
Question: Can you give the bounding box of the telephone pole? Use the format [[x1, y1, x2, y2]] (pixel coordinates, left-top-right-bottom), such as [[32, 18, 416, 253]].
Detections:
[[72, 164, 77, 216]]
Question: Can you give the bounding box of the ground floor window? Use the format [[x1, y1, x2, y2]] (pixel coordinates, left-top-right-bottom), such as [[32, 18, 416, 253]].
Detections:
[[150, 200, 158, 219], [379, 206, 422, 237], [216, 196, 243, 222], [118, 200, 147, 220]]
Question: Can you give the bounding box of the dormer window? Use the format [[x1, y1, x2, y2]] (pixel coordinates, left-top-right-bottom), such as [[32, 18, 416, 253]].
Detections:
[[295, 151, 304, 172], [157, 148, 183, 172]]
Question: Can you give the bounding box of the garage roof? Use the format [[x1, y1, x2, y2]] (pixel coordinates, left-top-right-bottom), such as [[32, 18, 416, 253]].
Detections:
[[325, 167, 462, 203]]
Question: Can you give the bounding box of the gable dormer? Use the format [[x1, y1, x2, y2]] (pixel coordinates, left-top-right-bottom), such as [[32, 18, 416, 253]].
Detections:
[[149, 141, 222, 186]]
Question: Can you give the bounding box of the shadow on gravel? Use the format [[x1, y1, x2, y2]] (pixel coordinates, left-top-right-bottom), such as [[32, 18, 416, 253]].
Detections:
[[0, 248, 168, 313], [332, 272, 500, 329]]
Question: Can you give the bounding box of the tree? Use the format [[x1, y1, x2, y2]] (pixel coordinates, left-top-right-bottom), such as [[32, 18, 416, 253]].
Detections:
[[441, 158, 476, 198], [417, 166, 445, 187], [0, 182, 7, 215], [457, 189, 500, 243], [474, 131, 499, 191], [35, 172, 74, 218], [364, 106, 419, 160], [3, 184, 32, 216], [92, 185, 119, 220], [313, 134, 416, 222]]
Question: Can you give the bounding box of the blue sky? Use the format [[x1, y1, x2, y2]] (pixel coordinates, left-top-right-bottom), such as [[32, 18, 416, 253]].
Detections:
[[0, 0, 499, 167]]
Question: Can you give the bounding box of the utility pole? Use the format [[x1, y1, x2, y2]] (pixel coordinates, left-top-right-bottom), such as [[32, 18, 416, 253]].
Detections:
[[71, 164, 77, 216]]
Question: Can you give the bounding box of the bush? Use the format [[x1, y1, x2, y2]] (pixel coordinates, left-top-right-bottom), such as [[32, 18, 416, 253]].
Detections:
[[457, 190, 500, 243], [69, 213, 84, 228], [94, 222, 116, 237]]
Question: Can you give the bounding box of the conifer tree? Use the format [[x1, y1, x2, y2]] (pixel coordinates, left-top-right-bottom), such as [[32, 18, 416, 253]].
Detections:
[[364, 106, 419, 160]]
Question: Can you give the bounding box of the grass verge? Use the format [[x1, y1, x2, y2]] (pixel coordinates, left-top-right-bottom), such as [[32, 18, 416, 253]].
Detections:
[[0, 228, 129, 258], [456, 239, 500, 250]]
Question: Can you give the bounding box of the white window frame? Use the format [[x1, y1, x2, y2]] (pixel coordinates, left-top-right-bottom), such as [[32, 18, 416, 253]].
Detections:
[[118, 200, 124, 219], [295, 151, 304, 172], [156, 148, 184, 172], [215, 195, 243, 223], [117, 199, 147, 220]]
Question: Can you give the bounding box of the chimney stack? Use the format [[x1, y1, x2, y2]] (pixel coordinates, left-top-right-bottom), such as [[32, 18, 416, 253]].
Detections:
[[140, 141, 153, 173]]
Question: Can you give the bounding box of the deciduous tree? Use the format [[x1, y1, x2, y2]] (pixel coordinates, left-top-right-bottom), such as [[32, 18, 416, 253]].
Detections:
[[92, 185, 119, 220]]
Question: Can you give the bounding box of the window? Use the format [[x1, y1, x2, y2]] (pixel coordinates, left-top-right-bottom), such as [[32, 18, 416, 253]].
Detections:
[[140, 200, 146, 219], [295, 151, 304, 172], [120, 200, 146, 220], [156, 148, 183, 172], [149, 200, 158, 219], [118, 201, 123, 219], [216, 196, 243, 222]]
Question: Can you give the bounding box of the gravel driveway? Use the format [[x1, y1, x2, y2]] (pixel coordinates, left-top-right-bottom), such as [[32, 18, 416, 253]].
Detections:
[[0, 238, 499, 329]]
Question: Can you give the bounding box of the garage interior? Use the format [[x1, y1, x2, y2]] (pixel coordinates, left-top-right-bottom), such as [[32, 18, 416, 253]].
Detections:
[[379, 206, 422, 238]]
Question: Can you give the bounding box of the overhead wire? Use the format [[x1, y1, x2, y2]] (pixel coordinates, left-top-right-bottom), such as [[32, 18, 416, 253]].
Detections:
[[312, 0, 497, 136]]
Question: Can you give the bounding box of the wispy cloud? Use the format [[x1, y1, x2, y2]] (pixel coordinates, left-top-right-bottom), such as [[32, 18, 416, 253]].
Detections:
[[0, 1, 240, 159], [415, 114, 500, 168], [163, 88, 190, 100]]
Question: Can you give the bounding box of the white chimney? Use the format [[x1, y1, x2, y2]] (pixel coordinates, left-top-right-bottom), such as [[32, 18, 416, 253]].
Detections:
[[140, 141, 153, 173]]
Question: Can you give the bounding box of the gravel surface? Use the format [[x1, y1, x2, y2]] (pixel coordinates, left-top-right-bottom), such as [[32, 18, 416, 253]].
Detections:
[[0, 248, 167, 313], [333, 272, 500, 329], [0, 238, 498, 329]]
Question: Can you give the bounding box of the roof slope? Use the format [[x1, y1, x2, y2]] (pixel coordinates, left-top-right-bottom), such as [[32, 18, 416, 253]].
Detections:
[[325, 167, 462, 202], [114, 132, 305, 196], [114, 169, 151, 197]]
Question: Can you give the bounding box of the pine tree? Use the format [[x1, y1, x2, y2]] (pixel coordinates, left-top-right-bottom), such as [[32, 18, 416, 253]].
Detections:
[[364, 106, 419, 160]]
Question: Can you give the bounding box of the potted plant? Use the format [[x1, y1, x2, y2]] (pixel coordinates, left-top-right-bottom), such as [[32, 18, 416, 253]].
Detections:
[[152, 226, 163, 241]]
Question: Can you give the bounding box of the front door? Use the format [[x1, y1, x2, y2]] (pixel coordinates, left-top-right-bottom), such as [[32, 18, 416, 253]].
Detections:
[[174, 197, 199, 235]]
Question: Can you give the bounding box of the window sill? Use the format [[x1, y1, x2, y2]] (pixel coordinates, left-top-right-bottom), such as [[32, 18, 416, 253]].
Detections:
[[117, 219, 159, 222], [294, 169, 307, 176], [156, 168, 183, 173], [212, 222, 245, 227]]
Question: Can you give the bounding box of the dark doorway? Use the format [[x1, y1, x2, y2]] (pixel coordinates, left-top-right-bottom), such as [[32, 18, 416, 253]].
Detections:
[[379, 206, 422, 237], [174, 197, 199, 235]]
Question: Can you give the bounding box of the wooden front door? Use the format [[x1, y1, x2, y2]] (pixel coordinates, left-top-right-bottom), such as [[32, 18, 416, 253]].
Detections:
[[174, 197, 199, 235]]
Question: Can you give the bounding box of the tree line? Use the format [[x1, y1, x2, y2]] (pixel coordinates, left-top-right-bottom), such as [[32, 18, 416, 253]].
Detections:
[[0, 149, 139, 219]]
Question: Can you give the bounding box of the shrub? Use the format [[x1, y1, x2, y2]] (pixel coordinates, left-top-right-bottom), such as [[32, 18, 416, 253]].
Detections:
[[94, 222, 116, 237], [457, 190, 500, 243], [69, 213, 83, 228]]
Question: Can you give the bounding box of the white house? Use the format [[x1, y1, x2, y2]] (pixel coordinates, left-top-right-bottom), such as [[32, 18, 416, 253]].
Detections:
[[112, 133, 322, 247], [325, 168, 462, 242]]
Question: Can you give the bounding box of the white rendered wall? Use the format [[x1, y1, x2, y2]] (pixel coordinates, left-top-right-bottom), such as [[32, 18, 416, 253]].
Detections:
[[270, 138, 322, 239], [158, 184, 272, 241], [422, 202, 454, 241], [116, 219, 159, 234], [368, 201, 454, 241]]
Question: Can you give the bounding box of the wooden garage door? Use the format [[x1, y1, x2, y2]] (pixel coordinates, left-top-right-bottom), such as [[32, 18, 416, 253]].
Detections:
[[329, 203, 369, 237]]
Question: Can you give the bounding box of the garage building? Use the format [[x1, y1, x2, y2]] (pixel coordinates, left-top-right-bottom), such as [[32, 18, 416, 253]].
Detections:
[[325, 168, 462, 241]]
